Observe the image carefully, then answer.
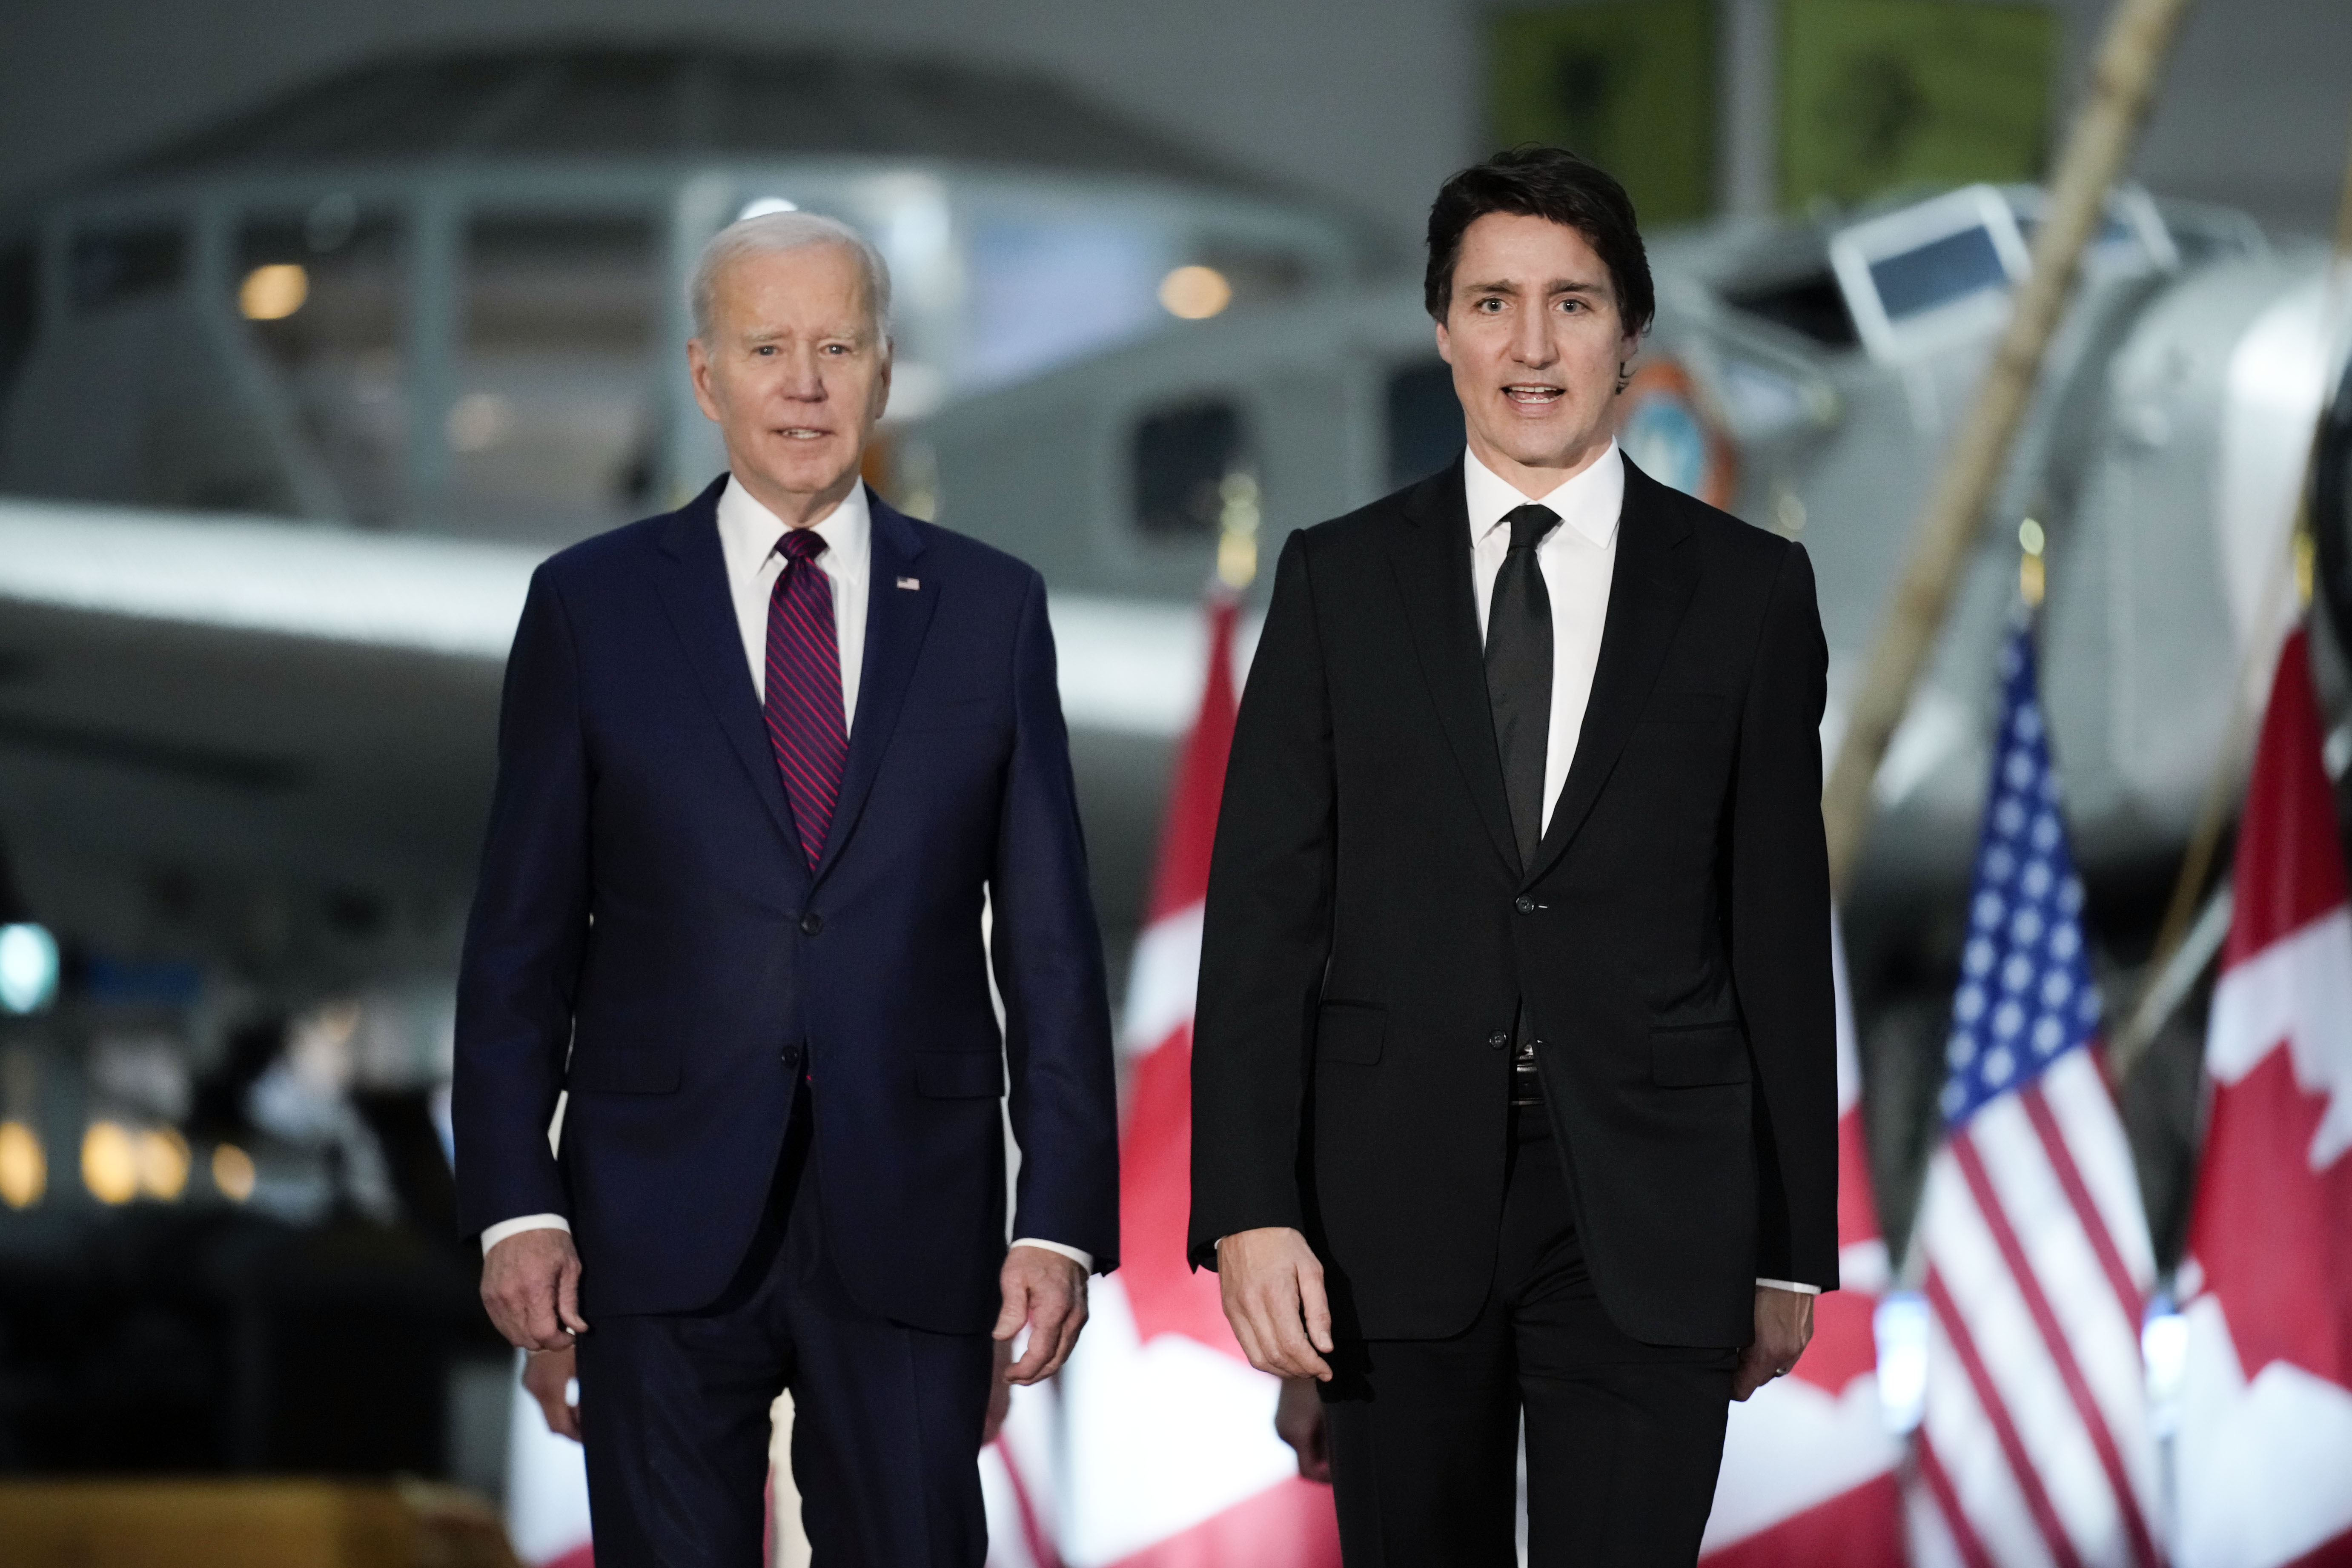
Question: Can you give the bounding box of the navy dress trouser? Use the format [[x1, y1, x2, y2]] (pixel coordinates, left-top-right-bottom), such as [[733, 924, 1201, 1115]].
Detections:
[[576, 1092, 995, 1568]]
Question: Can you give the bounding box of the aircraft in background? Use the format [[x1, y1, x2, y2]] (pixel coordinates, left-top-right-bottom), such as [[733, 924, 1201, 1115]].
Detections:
[[3, 40, 2349, 1486], [0, 43, 1368, 983]]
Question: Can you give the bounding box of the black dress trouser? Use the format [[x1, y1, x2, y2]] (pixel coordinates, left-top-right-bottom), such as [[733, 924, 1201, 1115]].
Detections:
[[1320, 1108, 1737, 1568], [576, 1086, 995, 1568]]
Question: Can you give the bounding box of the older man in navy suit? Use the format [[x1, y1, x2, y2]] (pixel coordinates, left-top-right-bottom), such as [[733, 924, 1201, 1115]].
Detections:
[[454, 210, 1119, 1568]]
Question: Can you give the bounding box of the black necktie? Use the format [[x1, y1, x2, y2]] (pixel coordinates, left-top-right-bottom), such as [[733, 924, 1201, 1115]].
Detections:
[[1485, 503, 1560, 873]]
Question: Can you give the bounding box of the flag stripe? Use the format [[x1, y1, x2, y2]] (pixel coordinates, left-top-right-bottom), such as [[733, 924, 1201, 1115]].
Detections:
[[2021, 1080, 2145, 1330], [1916, 1434, 2002, 1568], [992, 1433, 1064, 1568], [1925, 1267, 2087, 1568], [1952, 1134, 2160, 1568], [1919, 1310, 2060, 1568]]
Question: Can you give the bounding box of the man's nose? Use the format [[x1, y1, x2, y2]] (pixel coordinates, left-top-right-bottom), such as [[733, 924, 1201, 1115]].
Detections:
[[777, 349, 828, 398], [1510, 307, 1556, 368]]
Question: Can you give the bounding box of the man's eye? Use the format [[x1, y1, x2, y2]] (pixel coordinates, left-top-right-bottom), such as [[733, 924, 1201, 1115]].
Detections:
[[1478, 298, 1503, 312], [753, 345, 776, 355]]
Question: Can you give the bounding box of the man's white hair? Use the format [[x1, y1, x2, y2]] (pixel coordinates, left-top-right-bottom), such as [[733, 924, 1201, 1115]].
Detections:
[[690, 211, 893, 344]]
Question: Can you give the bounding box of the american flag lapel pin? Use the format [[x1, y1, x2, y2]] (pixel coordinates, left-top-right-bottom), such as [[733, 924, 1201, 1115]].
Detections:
[[897, 576, 920, 591]]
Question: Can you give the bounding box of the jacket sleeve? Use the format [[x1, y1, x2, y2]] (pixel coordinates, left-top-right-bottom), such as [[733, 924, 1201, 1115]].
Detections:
[[451, 565, 592, 1239], [1189, 530, 1337, 1269], [989, 570, 1121, 1272], [1730, 540, 1839, 1291]]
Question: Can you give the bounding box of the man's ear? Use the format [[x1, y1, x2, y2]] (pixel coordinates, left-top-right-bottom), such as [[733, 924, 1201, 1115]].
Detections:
[[1434, 317, 1455, 366], [685, 338, 723, 424]]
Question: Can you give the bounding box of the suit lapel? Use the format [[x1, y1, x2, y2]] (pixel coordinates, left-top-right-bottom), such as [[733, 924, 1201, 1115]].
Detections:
[[811, 490, 936, 884], [653, 478, 808, 868], [1388, 459, 1521, 880], [1525, 460, 1698, 886]]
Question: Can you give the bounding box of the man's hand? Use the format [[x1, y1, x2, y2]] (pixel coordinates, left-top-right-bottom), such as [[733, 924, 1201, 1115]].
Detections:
[[482, 1227, 589, 1352], [1216, 1227, 1333, 1381], [1275, 1375, 1332, 1482], [522, 1343, 583, 1442], [1731, 1285, 1816, 1401], [994, 1245, 1089, 1386]]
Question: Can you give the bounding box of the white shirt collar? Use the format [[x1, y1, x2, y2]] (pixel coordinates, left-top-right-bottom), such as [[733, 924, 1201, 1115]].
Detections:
[[715, 473, 872, 583], [1463, 440, 1624, 551]]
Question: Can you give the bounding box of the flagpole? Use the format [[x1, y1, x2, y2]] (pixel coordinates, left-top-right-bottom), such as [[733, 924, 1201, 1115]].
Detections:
[[1820, 0, 2203, 897]]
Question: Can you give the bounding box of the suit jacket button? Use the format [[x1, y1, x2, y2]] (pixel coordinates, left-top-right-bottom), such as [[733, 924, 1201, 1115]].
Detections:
[[1514, 895, 1537, 914], [800, 912, 824, 935], [1487, 1031, 1510, 1049]]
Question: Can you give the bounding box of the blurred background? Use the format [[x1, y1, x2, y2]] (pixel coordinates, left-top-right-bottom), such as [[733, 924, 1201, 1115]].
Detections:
[[0, 0, 2348, 1562]]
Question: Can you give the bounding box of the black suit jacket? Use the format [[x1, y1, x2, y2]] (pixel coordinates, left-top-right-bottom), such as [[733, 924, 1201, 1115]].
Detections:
[[1189, 456, 1836, 1347]]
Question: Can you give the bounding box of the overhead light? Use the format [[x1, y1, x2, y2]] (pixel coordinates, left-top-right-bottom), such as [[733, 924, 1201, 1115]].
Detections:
[[0, 1121, 43, 1209], [138, 1127, 190, 1201], [212, 1143, 257, 1204], [239, 263, 309, 321], [1159, 265, 1232, 321], [739, 197, 800, 221], [0, 923, 57, 1014], [82, 1120, 138, 1205]]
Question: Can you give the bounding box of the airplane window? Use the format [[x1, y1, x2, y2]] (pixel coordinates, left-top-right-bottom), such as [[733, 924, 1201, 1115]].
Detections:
[[236, 208, 406, 525], [1386, 362, 1462, 489], [1868, 224, 2008, 323], [451, 214, 659, 540], [1134, 399, 1252, 539], [1722, 272, 1859, 349], [0, 243, 32, 414], [72, 225, 185, 313]]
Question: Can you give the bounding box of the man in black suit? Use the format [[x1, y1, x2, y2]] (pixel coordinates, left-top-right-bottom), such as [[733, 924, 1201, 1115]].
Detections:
[[1190, 147, 1836, 1565]]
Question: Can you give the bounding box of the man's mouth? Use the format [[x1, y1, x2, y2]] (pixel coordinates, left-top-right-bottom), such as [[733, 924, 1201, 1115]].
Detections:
[[776, 427, 830, 441], [1503, 384, 1564, 407]]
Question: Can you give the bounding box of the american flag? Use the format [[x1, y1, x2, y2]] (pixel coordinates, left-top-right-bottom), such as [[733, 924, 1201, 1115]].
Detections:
[[1905, 625, 2167, 1568]]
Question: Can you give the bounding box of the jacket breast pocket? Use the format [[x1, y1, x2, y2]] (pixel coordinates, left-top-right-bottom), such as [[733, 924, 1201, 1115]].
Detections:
[[915, 1050, 1005, 1099], [1650, 1023, 1750, 1087], [1315, 1001, 1385, 1065], [568, 1046, 682, 1095]]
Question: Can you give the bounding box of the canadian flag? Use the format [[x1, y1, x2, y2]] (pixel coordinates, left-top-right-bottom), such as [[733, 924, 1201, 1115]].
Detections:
[[1700, 918, 1905, 1565], [2176, 627, 2352, 1568], [1048, 593, 1344, 1568]]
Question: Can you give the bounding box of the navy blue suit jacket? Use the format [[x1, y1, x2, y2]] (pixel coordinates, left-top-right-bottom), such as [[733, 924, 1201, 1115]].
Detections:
[[453, 477, 1119, 1333]]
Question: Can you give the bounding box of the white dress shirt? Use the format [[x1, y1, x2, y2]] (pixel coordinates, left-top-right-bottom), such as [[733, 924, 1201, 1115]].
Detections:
[[1463, 444, 1816, 1299], [1464, 441, 1623, 834], [484, 475, 1091, 1274]]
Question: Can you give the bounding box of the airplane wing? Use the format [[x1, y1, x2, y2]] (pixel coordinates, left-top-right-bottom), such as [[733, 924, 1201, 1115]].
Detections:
[[0, 497, 1224, 951]]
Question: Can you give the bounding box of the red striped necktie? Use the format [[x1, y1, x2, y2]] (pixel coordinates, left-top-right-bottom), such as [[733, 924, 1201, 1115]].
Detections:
[[762, 529, 848, 869]]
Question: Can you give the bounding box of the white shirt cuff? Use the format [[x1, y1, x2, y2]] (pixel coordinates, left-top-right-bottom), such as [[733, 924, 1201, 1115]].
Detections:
[[1012, 1237, 1093, 1272], [1756, 1277, 1822, 1295], [482, 1213, 571, 1255]]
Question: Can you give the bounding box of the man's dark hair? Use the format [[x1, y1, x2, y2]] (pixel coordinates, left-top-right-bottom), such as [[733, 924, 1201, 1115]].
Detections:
[[1423, 146, 1654, 337]]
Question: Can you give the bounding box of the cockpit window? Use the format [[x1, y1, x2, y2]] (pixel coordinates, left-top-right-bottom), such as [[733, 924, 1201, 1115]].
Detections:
[[1868, 224, 2009, 323], [1133, 398, 1252, 539], [1385, 362, 1461, 489]]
